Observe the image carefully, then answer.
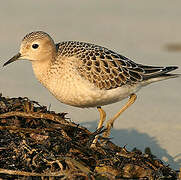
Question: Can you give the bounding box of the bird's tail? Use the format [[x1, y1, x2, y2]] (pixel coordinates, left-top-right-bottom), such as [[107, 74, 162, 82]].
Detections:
[[140, 66, 180, 85]]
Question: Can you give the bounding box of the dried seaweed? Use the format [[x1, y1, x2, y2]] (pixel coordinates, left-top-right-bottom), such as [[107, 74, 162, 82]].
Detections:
[[0, 94, 179, 179]]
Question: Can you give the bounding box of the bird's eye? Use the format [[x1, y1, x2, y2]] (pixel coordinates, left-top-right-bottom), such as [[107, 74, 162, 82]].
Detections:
[[32, 44, 39, 49]]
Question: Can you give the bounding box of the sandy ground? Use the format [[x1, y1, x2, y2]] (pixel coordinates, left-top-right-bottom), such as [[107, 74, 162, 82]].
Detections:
[[0, 0, 181, 169]]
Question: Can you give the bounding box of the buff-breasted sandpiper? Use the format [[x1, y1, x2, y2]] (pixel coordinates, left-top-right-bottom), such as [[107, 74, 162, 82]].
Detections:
[[3, 31, 180, 147]]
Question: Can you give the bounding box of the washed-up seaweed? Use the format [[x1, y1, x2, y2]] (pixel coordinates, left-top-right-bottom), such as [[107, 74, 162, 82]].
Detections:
[[0, 94, 179, 179]]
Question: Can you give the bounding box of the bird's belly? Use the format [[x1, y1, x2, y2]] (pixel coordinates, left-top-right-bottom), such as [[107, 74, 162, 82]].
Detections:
[[43, 75, 141, 108]]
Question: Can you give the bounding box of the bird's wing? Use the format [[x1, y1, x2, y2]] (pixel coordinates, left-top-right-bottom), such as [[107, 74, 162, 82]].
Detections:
[[56, 41, 178, 90]]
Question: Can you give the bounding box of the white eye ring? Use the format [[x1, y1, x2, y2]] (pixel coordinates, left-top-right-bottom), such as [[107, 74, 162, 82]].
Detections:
[[32, 44, 39, 49]]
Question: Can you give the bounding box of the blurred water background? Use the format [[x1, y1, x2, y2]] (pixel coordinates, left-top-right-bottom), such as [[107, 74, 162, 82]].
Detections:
[[0, 0, 181, 169]]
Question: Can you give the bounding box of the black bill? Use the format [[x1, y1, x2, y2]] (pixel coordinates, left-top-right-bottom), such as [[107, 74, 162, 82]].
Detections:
[[3, 52, 21, 67]]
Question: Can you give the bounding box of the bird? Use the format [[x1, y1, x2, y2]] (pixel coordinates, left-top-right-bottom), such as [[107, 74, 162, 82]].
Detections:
[[3, 31, 179, 147]]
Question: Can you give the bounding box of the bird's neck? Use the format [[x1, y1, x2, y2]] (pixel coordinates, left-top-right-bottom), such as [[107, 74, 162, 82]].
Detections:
[[31, 59, 52, 85]]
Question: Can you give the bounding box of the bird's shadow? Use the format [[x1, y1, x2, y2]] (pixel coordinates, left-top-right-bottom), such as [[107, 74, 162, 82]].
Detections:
[[82, 120, 181, 170]]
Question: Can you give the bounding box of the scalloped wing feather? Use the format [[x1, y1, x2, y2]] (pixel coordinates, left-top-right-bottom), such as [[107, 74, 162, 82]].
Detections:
[[56, 41, 178, 90]]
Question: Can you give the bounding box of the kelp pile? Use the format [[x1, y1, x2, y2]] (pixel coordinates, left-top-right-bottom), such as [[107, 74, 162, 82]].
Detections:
[[0, 94, 179, 179]]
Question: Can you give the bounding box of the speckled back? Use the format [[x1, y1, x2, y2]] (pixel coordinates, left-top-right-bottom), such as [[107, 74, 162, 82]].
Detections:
[[55, 41, 169, 90]]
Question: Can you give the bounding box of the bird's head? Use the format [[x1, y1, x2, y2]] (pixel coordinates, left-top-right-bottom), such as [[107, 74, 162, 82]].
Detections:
[[3, 31, 56, 67]]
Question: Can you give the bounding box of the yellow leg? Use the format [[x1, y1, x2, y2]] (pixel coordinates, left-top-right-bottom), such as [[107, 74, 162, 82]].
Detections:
[[90, 106, 106, 148], [103, 94, 137, 138]]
